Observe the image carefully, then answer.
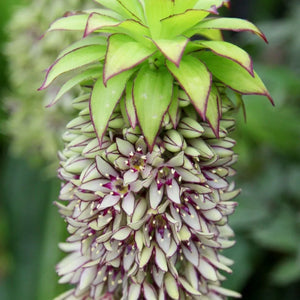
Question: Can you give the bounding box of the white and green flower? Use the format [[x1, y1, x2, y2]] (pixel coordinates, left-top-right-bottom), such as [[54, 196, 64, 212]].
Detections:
[[39, 0, 273, 299]]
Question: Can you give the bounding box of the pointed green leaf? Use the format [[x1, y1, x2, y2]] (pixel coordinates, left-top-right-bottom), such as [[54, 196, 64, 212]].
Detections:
[[58, 36, 106, 59], [198, 51, 273, 103], [104, 34, 155, 84], [119, 97, 130, 126], [152, 36, 189, 66], [144, 0, 175, 38], [48, 67, 102, 107], [194, 28, 223, 41], [84, 12, 120, 36], [206, 85, 221, 137], [160, 9, 215, 38], [133, 65, 173, 149], [39, 45, 106, 90], [166, 55, 212, 120], [94, 0, 133, 19], [117, 0, 145, 22], [194, 0, 230, 10], [85, 8, 124, 20], [193, 40, 253, 75], [173, 0, 198, 14], [189, 17, 267, 42], [168, 85, 179, 127], [110, 20, 152, 45], [47, 14, 89, 33], [90, 70, 135, 144], [125, 80, 138, 128]]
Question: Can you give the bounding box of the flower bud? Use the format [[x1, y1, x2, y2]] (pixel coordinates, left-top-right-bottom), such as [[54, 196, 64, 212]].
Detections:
[[184, 146, 201, 157], [178, 117, 204, 138], [123, 127, 142, 144], [163, 130, 186, 152], [109, 113, 125, 129], [178, 89, 190, 107]]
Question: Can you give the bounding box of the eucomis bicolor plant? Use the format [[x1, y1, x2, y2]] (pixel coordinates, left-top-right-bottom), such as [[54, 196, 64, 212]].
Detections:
[[39, 1, 273, 299]]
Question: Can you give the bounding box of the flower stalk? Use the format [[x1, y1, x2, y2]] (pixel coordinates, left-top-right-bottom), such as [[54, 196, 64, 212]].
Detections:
[[39, 1, 273, 299]]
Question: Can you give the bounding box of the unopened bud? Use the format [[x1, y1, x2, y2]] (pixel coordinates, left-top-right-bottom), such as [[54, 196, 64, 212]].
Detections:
[[184, 146, 201, 157], [178, 117, 204, 138], [178, 90, 190, 107], [123, 127, 142, 144], [109, 113, 125, 129], [163, 130, 186, 152]]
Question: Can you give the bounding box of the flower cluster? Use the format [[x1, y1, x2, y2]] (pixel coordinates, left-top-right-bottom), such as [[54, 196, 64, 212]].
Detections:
[[55, 88, 241, 300]]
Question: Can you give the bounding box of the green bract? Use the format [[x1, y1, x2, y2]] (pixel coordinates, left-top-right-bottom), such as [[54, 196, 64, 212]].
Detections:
[[40, 0, 273, 150]]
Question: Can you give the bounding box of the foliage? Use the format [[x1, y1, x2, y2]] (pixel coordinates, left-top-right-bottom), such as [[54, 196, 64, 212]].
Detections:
[[3, 0, 90, 171]]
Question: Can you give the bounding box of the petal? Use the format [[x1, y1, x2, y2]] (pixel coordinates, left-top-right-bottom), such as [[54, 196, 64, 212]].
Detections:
[[198, 258, 218, 281], [96, 156, 118, 178], [167, 151, 184, 167], [140, 245, 154, 268], [181, 204, 201, 231], [164, 273, 179, 300], [141, 165, 152, 178], [128, 283, 141, 300], [116, 138, 135, 157], [98, 194, 120, 210], [156, 229, 171, 254], [130, 179, 144, 192], [166, 180, 181, 204], [155, 247, 168, 272], [150, 182, 164, 209], [143, 282, 157, 300], [182, 242, 199, 267], [123, 169, 139, 185], [114, 157, 129, 170], [112, 227, 132, 240], [122, 192, 135, 215], [123, 250, 135, 271]]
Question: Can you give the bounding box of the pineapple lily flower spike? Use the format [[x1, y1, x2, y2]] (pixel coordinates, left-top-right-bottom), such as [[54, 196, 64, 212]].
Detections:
[[39, 0, 273, 299]]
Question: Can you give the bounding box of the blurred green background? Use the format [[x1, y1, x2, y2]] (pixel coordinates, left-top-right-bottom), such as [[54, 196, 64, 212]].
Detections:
[[0, 0, 299, 299]]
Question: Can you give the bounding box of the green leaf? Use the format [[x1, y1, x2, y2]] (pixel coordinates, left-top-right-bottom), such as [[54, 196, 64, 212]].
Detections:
[[271, 257, 300, 285], [133, 65, 173, 149], [47, 14, 89, 32], [198, 51, 273, 103], [47, 67, 102, 107], [152, 36, 189, 66], [39, 45, 106, 90], [168, 85, 179, 127], [188, 17, 267, 42], [84, 12, 120, 36], [166, 55, 211, 120], [206, 85, 221, 136], [104, 33, 155, 84], [144, 0, 174, 38], [173, 0, 198, 14], [117, 0, 145, 22], [58, 36, 107, 59], [160, 9, 214, 38], [90, 70, 134, 144], [125, 80, 138, 128], [192, 40, 253, 75], [194, 0, 230, 10], [94, 0, 133, 19], [191, 28, 223, 41], [111, 20, 152, 45]]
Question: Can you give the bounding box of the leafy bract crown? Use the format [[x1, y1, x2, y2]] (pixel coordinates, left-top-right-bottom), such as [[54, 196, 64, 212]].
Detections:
[[40, 0, 273, 150]]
